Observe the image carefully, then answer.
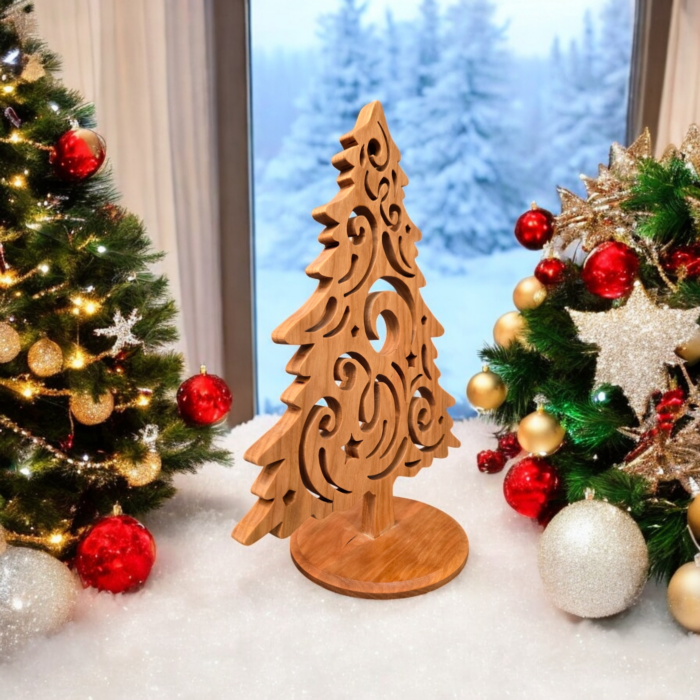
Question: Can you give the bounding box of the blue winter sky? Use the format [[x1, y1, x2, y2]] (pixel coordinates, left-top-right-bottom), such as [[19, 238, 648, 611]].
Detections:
[[252, 0, 615, 56]]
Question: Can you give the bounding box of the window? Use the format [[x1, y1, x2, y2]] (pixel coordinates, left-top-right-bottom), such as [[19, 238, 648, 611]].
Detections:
[[250, 0, 634, 416]]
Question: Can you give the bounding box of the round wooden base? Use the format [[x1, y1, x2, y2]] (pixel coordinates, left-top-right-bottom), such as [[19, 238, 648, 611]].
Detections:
[[289, 497, 469, 599]]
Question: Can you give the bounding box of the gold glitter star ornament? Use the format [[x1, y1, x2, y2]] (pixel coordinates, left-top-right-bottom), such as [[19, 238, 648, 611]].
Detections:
[[568, 282, 700, 419]]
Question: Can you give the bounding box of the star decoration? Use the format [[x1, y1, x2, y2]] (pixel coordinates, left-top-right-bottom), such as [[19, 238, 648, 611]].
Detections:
[[94, 309, 142, 355], [620, 423, 700, 496], [619, 381, 700, 495], [553, 130, 652, 252], [568, 282, 700, 419], [21, 53, 44, 82]]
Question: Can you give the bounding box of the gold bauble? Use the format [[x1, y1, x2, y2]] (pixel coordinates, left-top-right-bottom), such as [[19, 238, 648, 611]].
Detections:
[[466, 366, 507, 411], [27, 338, 63, 377], [676, 331, 700, 365], [688, 497, 700, 541], [668, 561, 700, 632], [517, 406, 565, 456], [0, 322, 21, 363], [493, 311, 525, 348], [513, 276, 547, 311], [116, 451, 161, 487], [69, 391, 114, 425]]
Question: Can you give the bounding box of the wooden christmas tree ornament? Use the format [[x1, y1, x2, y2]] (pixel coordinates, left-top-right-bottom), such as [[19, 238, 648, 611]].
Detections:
[[233, 101, 467, 599]]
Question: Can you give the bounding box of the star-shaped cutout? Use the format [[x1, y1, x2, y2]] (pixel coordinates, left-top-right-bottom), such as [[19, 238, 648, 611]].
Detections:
[[94, 309, 142, 355], [568, 282, 700, 419], [344, 436, 362, 461]]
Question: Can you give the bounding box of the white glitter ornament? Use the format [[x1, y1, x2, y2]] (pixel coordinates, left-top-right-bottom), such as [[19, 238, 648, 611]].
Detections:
[[0, 546, 80, 654], [538, 496, 648, 618]]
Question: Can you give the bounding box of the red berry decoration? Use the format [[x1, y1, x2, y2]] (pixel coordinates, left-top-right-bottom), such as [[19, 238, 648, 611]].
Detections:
[[75, 514, 156, 593], [477, 449, 507, 474], [497, 432, 522, 459], [655, 387, 686, 432], [581, 241, 639, 299], [177, 365, 233, 426], [514, 205, 555, 250], [50, 127, 106, 181], [534, 257, 566, 286], [503, 457, 560, 519], [662, 243, 700, 279]]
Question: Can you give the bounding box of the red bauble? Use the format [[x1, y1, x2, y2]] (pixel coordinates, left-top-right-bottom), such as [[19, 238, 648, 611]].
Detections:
[[514, 206, 555, 250], [497, 432, 522, 459], [536, 500, 565, 528], [50, 128, 106, 181], [177, 366, 232, 426], [75, 515, 156, 593], [534, 257, 566, 286], [662, 244, 700, 279], [503, 457, 560, 519], [477, 449, 507, 474], [581, 241, 639, 299]]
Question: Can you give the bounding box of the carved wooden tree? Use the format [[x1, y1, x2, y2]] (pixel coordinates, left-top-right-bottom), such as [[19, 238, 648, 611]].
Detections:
[[233, 101, 468, 598]]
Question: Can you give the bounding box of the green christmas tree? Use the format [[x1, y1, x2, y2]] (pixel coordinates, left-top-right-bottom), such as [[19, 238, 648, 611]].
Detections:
[[0, 0, 229, 560], [476, 125, 700, 582]]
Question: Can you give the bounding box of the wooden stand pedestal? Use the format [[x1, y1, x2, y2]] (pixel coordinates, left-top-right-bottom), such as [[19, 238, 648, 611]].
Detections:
[[290, 496, 469, 599]]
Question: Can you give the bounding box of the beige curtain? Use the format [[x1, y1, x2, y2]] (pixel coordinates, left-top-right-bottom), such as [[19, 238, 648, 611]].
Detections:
[[655, 0, 700, 156], [32, 0, 224, 376]]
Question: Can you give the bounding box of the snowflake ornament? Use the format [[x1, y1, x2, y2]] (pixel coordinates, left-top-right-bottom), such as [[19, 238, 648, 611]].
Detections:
[[94, 309, 142, 355]]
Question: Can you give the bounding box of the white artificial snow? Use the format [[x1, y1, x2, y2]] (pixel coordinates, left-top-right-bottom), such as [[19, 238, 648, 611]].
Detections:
[[1, 417, 698, 699]]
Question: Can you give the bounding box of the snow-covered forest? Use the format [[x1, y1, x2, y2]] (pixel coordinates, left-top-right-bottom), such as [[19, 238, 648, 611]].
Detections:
[[252, 0, 633, 414]]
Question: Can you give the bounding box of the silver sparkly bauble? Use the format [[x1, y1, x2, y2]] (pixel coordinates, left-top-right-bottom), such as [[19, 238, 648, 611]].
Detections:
[[0, 546, 80, 653], [538, 499, 648, 618]]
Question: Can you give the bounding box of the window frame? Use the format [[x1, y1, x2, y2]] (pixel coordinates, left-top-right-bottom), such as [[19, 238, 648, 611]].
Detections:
[[210, 0, 257, 425], [212, 0, 667, 426]]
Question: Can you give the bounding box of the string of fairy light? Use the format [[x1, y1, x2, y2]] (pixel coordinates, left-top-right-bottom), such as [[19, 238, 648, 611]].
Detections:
[[0, 13, 163, 508]]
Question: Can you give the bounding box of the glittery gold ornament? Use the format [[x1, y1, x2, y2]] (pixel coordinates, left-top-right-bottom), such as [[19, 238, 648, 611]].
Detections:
[[552, 130, 652, 253], [677, 332, 700, 365], [466, 366, 507, 411], [0, 322, 20, 363], [493, 311, 525, 348], [668, 560, 700, 632], [116, 451, 161, 487], [27, 338, 63, 377], [688, 498, 700, 541], [513, 276, 547, 311], [569, 282, 700, 419], [538, 497, 648, 618], [2, 4, 36, 41], [20, 52, 44, 82], [70, 391, 114, 425], [680, 124, 700, 177], [517, 406, 565, 456]]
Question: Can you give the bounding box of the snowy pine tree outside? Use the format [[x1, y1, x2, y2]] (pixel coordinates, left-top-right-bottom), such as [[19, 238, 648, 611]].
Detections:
[[251, 0, 634, 416]]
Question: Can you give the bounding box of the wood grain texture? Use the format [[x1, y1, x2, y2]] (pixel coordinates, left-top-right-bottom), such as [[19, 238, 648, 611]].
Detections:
[[232, 100, 464, 597], [290, 497, 469, 599]]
